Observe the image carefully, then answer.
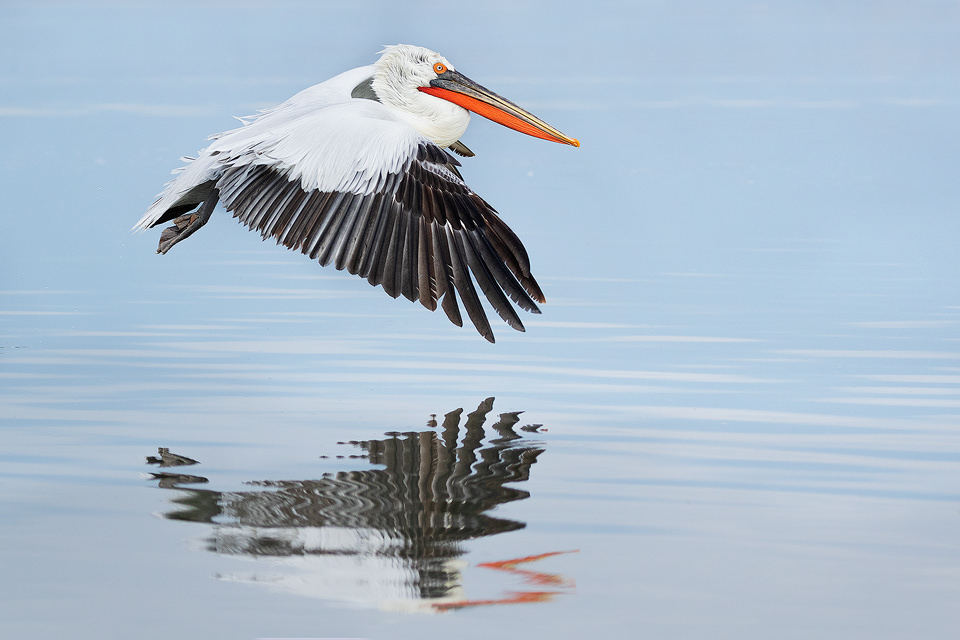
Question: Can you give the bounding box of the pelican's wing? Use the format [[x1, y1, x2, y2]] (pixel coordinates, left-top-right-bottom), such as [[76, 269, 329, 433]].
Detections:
[[212, 100, 543, 342]]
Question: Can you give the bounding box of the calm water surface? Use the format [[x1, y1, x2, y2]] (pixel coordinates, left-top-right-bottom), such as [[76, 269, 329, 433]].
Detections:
[[2, 2, 960, 639]]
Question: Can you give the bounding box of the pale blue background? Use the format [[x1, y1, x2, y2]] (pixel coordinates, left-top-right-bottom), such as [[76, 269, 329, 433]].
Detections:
[[2, 1, 959, 639]]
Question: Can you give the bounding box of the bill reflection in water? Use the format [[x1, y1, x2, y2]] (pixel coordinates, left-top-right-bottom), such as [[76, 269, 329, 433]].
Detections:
[[145, 398, 576, 612]]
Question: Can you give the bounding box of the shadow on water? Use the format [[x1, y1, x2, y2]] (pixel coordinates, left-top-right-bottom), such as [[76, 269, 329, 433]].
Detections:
[[145, 397, 576, 612]]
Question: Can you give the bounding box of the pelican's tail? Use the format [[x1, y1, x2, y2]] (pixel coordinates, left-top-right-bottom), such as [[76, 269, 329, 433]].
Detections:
[[133, 152, 221, 232]]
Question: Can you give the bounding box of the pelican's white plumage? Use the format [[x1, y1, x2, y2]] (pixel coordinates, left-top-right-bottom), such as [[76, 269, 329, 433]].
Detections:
[[137, 45, 578, 342]]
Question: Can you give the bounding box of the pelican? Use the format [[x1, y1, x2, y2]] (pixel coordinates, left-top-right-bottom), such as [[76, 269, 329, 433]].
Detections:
[[135, 45, 579, 342]]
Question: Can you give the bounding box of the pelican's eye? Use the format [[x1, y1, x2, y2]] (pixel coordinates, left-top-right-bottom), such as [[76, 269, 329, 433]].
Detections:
[[433, 63, 448, 75]]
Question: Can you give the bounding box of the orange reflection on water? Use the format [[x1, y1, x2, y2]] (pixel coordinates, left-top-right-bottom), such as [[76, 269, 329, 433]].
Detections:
[[433, 550, 578, 612]]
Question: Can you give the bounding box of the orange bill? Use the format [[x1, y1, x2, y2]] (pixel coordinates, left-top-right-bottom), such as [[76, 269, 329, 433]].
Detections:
[[420, 70, 580, 147]]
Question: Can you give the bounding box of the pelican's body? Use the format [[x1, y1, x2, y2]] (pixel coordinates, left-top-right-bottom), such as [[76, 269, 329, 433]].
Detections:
[[136, 45, 578, 342]]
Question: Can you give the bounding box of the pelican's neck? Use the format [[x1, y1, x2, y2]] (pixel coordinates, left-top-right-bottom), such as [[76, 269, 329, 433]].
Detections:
[[372, 71, 470, 148]]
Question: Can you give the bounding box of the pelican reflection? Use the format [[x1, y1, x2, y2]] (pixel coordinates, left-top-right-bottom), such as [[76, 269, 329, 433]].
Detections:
[[145, 398, 575, 612]]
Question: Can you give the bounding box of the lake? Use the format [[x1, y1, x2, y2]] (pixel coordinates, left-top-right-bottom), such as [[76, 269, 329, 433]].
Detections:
[[2, 1, 959, 638]]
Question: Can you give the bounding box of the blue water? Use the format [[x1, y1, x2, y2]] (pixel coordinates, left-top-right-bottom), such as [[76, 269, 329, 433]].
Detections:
[[2, 1, 960, 638]]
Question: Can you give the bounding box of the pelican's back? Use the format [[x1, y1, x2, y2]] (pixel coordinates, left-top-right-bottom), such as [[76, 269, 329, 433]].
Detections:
[[134, 65, 377, 232]]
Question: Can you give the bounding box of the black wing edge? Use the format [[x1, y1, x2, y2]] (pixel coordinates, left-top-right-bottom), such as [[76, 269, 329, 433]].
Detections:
[[215, 146, 543, 343]]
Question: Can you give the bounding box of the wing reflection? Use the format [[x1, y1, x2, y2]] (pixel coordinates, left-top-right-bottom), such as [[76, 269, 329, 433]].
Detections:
[[145, 397, 575, 612]]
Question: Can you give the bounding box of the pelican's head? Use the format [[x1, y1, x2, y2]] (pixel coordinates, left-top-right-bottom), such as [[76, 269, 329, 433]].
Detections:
[[372, 44, 579, 149]]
